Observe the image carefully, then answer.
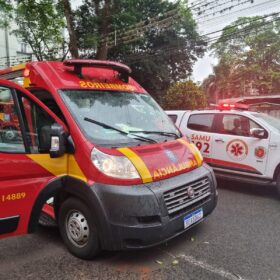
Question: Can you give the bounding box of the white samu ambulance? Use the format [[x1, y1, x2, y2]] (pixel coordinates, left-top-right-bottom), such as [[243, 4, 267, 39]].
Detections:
[[167, 102, 280, 194]]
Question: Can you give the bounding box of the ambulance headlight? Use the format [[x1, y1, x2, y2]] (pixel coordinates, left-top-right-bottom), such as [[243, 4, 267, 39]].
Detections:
[[91, 148, 140, 179]]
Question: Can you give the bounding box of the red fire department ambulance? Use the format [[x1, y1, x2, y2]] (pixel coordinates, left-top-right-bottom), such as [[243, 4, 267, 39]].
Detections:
[[0, 60, 217, 259]]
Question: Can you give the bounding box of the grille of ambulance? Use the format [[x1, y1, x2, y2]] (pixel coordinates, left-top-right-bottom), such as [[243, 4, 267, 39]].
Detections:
[[163, 177, 211, 215]]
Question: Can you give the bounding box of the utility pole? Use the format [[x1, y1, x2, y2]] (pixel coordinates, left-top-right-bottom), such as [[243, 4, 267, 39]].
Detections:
[[4, 17, 10, 67]]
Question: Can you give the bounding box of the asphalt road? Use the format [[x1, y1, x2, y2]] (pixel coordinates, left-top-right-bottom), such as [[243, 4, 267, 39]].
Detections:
[[1, 181, 280, 280]]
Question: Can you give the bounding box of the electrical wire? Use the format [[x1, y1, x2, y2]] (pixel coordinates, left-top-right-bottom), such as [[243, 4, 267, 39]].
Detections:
[[103, 10, 279, 48], [100, 0, 263, 47], [118, 16, 280, 65], [200, 12, 280, 37], [198, 0, 280, 24], [100, 0, 255, 43]]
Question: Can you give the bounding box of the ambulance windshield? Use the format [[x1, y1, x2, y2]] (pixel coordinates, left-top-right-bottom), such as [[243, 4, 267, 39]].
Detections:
[[60, 90, 180, 146]]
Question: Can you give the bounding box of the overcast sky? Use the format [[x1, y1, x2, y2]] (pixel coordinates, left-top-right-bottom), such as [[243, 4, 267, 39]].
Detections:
[[191, 0, 280, 82]]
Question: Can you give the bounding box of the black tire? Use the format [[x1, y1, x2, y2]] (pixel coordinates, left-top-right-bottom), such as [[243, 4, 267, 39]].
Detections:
[[276, 172, 280, 197], [58, 197, 100, 259]]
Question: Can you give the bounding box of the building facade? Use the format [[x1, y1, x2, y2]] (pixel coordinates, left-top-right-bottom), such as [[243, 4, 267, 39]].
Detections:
[[0, 21, 32, 69]]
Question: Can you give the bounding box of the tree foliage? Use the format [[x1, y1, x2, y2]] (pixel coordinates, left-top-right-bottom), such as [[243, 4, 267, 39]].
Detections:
[[13, 0, 66, 61], [75, 0, 207, 101], [0, 0, 12, 27], [204, 15, 280, 102], [163, 80, 207, 110]]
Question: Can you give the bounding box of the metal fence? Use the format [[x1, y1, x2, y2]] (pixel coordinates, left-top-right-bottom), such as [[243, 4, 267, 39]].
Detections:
[[0, 55, 33, 69]]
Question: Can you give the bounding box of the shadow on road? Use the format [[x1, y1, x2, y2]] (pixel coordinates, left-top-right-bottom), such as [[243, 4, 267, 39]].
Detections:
[[35, 220, 205, 273], [95, 223, 206, 273], [217, 178, 278, 200]]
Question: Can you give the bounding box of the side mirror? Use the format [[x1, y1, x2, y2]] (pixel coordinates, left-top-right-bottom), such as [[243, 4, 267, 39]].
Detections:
[[251, 128, 266, 139], [49, 123, 66, 158]]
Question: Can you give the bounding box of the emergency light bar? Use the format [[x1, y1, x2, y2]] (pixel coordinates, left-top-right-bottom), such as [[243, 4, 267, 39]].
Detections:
[[218, 101, 249, 111], [63, 59, 132, 83]]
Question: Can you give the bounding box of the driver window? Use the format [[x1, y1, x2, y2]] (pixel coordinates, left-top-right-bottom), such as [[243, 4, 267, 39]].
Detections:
[[0, 86, 25, 153], [18, 92, 56, 153], [221, 115, 262, 137]]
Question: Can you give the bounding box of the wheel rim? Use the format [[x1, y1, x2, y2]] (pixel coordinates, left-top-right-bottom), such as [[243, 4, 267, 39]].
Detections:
[[65, 210, 90, 248], [4, 128, 16, 141]]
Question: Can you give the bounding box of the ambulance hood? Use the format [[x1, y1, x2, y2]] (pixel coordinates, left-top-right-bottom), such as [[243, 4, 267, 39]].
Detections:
[[117, 138, 203, 183]]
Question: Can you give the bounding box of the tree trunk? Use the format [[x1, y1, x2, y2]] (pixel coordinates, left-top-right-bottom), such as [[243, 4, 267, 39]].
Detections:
[[95, 0, 111, 60], [63, 0, 79, 58]]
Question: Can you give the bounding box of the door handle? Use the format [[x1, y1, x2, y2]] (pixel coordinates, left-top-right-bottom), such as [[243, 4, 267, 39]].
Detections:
[[215, 138, 225, 143], [269, 143, 277, 149]]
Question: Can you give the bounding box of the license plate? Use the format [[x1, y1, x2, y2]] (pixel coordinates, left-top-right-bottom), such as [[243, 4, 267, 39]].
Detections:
[[184, 208, 203, 229]]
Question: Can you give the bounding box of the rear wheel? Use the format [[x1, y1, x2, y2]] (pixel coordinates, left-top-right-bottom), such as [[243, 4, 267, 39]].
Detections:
[[276, 172, 280, 197], [58, 197, 100, 259]]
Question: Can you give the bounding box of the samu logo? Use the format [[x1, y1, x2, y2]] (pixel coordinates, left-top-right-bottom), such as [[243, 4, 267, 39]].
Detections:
[[164, 150, 177, 163]]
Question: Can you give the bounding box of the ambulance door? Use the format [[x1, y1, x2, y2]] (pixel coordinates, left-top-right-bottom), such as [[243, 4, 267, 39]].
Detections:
[[211, 113, 269, 175], [183, 113, 215, 164], [0, 80, 67, 238]]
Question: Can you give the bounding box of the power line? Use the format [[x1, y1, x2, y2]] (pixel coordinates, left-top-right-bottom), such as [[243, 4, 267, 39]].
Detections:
[[198, 0, 280, 24], [193, 0, 253, 16], [100, 0, 255, 45], [200, 12, 280, 37], [120, 16, 280, 64], [101, 0, 264, 48], [102, 9, 279, 49], [205, 16, 280, 43], [196, 0, 263, 20]]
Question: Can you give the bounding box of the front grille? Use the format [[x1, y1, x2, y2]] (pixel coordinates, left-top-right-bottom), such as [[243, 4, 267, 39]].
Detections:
[[163, 177, 211, 215]]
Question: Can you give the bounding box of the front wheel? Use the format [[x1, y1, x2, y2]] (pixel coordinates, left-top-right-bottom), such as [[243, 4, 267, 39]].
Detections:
[[58, 197, 100, 259]]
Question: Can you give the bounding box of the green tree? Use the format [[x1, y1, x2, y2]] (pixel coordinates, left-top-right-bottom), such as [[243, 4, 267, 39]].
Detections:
[[13, 0, 66, 61], [163, 80, 207, 110], [205, 15, 280, 100], [0, 0, 12, 27], [75, 0, 207, 100]]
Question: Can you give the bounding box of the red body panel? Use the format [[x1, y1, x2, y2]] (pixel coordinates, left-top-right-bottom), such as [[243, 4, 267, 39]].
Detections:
[[0, 154, 56, 237]]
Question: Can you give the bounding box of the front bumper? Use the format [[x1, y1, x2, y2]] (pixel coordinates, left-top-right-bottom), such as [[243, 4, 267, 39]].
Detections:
[[91, 164, 218, 250]]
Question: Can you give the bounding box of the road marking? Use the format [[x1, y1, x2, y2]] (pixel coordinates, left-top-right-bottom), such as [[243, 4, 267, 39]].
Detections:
[[179, 254, 248, 280]]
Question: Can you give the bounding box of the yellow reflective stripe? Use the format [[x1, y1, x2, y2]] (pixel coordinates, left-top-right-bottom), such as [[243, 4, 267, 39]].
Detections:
[[27, 154, 87, 182], [117, 147, 153, 183], [27, 154, 68, 176], [68, 155, 87, 182], [177, 139, 203, 167], [23, 77, 31, 88], [11, 63, 26, 71]]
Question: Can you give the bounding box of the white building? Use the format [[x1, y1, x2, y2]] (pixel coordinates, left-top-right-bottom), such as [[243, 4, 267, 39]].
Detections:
[[0, 21, 33, 69]]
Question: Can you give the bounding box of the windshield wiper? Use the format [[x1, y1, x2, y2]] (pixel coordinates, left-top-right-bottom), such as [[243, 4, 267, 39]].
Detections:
[[130, 130, 180, 138], [84, 117, 157, 144]]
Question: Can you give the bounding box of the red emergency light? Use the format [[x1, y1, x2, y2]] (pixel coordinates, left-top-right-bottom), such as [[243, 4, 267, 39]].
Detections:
[[217, 101, 249, 111]]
